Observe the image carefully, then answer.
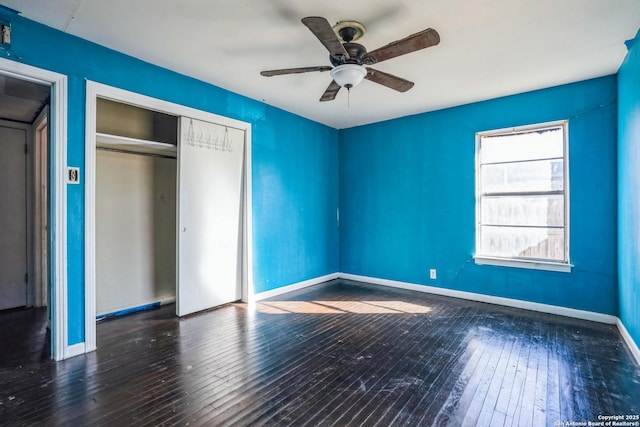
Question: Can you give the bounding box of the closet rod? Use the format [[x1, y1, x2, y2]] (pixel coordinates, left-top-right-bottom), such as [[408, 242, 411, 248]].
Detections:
[[96, 146, 177, 160]]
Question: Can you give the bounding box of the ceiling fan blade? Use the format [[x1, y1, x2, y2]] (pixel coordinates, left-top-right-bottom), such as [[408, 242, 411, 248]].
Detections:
[[363, 28, 440, 64], [320, 80, 341, 102], [302, 16, 350, 61], [261, 66, 333, 77], [365, 68, 414, 92]]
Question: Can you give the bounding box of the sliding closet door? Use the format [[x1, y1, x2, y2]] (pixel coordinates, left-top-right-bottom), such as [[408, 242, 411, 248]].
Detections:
[[176, 117, 245, 316]]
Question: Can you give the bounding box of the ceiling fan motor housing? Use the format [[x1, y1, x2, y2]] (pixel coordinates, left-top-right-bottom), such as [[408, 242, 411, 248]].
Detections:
[[330, 42, 368, 66]]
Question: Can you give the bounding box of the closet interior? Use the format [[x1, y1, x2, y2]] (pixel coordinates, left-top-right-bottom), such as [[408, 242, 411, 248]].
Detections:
[[95, 98, 178, 317]]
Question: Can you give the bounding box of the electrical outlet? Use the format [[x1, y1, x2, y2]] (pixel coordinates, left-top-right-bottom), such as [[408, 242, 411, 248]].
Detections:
[[429, 269, 436, 280]]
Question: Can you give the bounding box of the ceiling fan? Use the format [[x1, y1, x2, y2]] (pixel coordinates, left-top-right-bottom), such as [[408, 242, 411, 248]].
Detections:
[[260, 16, 440, 102]]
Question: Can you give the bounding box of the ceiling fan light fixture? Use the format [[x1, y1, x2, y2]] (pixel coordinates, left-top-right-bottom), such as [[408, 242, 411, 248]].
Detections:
[[330, 64, 367, 89]]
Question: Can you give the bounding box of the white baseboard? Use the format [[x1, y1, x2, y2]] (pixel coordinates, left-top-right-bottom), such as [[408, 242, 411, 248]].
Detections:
[[617, 319, 640, 366], [65, 342, 86, 359], [339, 273, 619, 325], [252, 273, 340, 301]]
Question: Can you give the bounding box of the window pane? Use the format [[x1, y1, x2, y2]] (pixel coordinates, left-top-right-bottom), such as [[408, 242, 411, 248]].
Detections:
[[481, 158, 563, 194], [481, 195, 564, 227], [480, 126, 563, 164], [480, 226, 565, 261]]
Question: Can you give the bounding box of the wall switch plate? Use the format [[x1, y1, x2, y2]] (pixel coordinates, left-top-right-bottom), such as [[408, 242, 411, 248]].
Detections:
[[67, 166, 80, 184], [429, 269, 436, 280], [1, 24, 10, 45]]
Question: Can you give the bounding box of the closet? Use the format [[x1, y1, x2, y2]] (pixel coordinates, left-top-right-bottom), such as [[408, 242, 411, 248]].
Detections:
[[94, 97, 246, 319], [95, 99, 177, 316]]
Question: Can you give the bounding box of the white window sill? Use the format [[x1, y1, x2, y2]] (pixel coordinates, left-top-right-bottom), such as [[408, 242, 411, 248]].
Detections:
[[474, 256, 573, 273]]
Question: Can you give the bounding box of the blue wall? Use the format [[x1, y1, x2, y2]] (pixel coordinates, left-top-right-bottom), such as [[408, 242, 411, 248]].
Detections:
[[2, 8, 635, 352], [2, 12, 339, 344], [340, 76, 618, 315], [618, 29, 640, 347]]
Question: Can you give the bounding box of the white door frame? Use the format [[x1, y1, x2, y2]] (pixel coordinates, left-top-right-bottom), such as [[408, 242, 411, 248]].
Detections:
[[33, 106, 49, 308], [0, 58, 68, 361], [84, 81, 254, 353]]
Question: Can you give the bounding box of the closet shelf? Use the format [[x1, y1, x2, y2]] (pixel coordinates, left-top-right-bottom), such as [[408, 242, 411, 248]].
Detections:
[[96, 133, 177, 157]]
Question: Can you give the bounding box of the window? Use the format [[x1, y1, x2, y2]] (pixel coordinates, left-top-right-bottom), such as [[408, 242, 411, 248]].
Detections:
[[475, 121, 571, 272]]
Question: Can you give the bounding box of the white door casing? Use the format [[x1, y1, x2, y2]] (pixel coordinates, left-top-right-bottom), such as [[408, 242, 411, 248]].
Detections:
[[33, 107, 49, 308], [0, 58, 68, 361]]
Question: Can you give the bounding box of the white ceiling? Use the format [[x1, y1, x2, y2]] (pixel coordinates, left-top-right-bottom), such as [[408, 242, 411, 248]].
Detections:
[[4, 0, 639, 129]]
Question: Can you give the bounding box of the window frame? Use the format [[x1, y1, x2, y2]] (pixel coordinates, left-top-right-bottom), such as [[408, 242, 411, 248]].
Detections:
[[474, 120, 573, 273]]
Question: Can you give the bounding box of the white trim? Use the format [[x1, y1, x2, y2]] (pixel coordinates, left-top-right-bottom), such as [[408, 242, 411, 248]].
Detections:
[[252, 273, 340, 302], [617, 319, 640, 366], [563, 121, 571, 267], [84, 82, 97, 352], [88, 83, 251, 129], [85, 81, 253, 353], [339, 273, 618, 324], [64, 342, 86, 359], [242, 125, 254, 304], [474, 256, 573, 273], [33, 106, 49, 308], [0, 58, 68, 361], [475, 120, 571, 269], [51, 69, 68, 362]]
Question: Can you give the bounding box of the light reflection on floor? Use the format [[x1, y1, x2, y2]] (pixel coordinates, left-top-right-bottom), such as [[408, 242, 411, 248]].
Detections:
[[250, 300, 433, 315]]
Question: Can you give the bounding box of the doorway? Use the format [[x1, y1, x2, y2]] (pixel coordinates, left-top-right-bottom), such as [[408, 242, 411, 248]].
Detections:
[[0, 58, 68, 361], [0, 75, 50, 361], [85, 82, 254, 352]]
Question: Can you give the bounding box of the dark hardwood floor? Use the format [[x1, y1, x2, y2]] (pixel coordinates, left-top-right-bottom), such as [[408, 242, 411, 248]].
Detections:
[[0, 306, 50, 366], [1, 279, 639, 426]]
